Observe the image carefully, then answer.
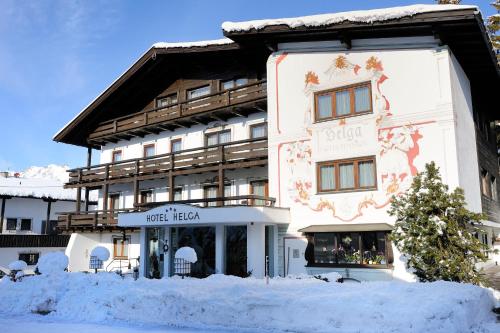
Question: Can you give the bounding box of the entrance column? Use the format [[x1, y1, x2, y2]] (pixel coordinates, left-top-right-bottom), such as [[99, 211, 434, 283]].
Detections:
[[139, 227, 147, 277], [215, 224, 225, 274], [247, 222, 265, 278]]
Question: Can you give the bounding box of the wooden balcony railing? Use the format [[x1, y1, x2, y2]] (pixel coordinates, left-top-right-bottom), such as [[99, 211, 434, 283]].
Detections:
[[88, 80, 267, 144], [57, 195, 276, 230], [66, 138, 268, 188]]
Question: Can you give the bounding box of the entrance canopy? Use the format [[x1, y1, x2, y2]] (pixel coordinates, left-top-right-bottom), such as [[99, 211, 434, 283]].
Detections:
[[298, 223, 393, 233], [118, 204, 290, 228]]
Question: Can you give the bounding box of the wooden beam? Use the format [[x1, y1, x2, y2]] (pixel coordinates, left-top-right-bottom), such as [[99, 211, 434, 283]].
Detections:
[[45, 200, 52, 234]]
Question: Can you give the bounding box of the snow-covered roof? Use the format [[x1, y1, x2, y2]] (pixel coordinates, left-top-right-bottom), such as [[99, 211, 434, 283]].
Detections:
[[222, 4, 478, 32], [152, 38, 234, 49], [0, 165, 96, 201]]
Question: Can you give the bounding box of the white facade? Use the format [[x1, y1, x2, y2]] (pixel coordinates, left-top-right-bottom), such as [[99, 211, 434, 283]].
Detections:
[[265, 37, 487, 281]]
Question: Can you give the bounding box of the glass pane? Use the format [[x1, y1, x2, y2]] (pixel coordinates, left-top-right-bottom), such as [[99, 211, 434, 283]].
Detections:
[[171, 140, 182, 152], [235, 78, 248, 86], [20, 219, 31, 231], [144, 146, 155, 157], [320, 165, 335, 191], [251, 181, 267, 205], [188, 85, 210, 99], [206, 133, 218, 146], [225, 226, 247, 276], [174, 227, 216, 278], [205, 186, 218, 207], [359, 161, 375, 187], [157, 94, 178, 108], [362, 232, 386, 265], [354, 86, 370, 113], [218, 131, 231, 144], [173, 188, 182, 201], [335, 90, 351, 116], [222, 80, 234, 90], [7, 218, 17, 230], [112, 151, 122, 162], [339, 163, 354, 189], [337, 233, 360, 264], [251, 124, 266, 139], [317, 95, 332, 119], [313, 233, 336, 264]]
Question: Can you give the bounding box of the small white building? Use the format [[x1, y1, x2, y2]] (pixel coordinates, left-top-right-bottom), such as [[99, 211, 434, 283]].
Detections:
[[0, 166, 96, 271], [53, 4, 499, 281]]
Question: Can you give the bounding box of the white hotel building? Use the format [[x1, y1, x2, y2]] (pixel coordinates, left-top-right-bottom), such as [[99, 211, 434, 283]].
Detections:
[[53, 5, 499, 281]]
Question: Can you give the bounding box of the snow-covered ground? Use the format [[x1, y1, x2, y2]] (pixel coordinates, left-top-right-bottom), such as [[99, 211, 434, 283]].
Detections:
[[0, 273, 498, 333]]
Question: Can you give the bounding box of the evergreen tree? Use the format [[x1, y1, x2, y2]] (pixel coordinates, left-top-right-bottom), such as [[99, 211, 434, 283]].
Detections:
[[487, 0, 500, 62], [389, 162, 488, 285], [435, 0, 462, 4]]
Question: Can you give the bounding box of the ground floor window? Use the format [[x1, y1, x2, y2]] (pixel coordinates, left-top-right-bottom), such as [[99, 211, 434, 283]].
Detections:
[[113, 236, 130, 259], [225, 226, 247, 277], [19, 252, 40, 265], [305, 231, 392, 268]]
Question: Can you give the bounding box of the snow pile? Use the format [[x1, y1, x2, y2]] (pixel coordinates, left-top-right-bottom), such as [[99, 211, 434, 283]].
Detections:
[[22, 164, 70, 183], [153, 38, 233, 50], [36, 252, 68, 275], [91, 246, 110, 261], [222, 4, 478, 32], [8, 260, 27, 271], [0, 273, 497, 332], [174, 247, 197, 263]]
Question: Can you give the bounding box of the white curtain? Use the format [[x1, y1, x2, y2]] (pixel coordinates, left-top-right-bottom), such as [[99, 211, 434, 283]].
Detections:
[[318, 95, 332, 119], [339, 164, 354, 189], [251, 125, 266, 138], [188, 85, 210, 99], [206, 134, 218, 146], [320, 165, 335, 190], [219, 131, 231, 144], [205, 186, 218, 207], [359, 161, 375, 187], [335, 90, 351, 116], [354, 86, 370, 113]]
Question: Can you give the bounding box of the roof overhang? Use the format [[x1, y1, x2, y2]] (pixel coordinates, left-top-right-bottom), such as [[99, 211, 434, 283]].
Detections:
[[118, 203, 290, 228], [298, 223, 393, 233]]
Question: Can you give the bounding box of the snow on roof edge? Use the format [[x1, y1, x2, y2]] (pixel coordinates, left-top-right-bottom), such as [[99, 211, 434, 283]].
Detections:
[[222, 4, 479, 33], [152, 38, 234, 49]]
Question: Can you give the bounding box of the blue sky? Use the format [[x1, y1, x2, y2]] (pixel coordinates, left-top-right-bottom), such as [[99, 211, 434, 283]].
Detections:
[[0, 0, 496, 171]]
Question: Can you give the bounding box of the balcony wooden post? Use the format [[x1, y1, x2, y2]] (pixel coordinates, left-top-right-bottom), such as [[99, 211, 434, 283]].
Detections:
[[44, 199, 53, 234], [67, 214, 72, 230], [133, 160, 140, 206], [76, 187, 81, 213], [218, 166, 224, 207], [169, 171, 174, 201], [102, 165, 110, 211], [84, 147, 92, 211], [93, 212, 98, 227]]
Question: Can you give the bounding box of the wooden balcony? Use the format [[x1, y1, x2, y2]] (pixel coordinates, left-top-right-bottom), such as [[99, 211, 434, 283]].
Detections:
[[66, 138, 268, 189], [57, 195, 276, 231], [88, 80, 267, 145]]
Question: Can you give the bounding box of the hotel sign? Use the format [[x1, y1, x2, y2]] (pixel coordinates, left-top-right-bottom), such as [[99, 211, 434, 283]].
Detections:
[[146, 206, 201, 223]]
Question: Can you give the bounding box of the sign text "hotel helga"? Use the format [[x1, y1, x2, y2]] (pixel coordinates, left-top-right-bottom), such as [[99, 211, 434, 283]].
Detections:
[[146, 207, 201, 223]]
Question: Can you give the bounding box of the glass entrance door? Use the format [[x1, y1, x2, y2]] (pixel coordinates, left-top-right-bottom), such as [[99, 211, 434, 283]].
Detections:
[[146, 228, 164, 279], [225, 226, 247, 277]]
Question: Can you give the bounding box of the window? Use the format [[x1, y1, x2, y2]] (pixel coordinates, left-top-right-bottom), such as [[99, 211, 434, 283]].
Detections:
[[18, 253, 40, 265], [156, 93, 178, 108], [112, 150, 122, 162], [143, 144, 155, 158], [20, 219, 31, 231], [187, 85, 210, 99], [315, 82, 372, 121], [140, 190, 153, 204], [307, 231, 390, 267], [205, 130, 231, 146], [491, 176, 497, 201], [317, 157, 376, 193], [113, 236, 130, 259], [109, 193, 120, 212], [204, 184, 231, 207], [6, 218, 17, 231], [481, 168, 491, 197], [221, 78, 248, 90], [250, 123, 267, 139], [173, 187, 183, 201], [170, 139, 182, 153], [250, 180, 269, 206]]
